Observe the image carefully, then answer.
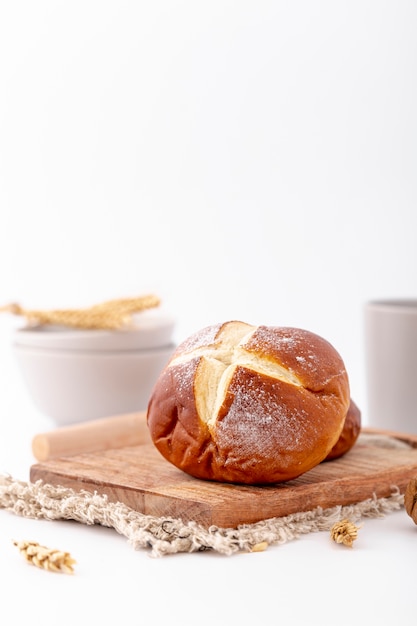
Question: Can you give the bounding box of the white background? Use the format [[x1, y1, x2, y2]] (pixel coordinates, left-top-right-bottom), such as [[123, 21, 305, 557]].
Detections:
[[1, 1, 416, 418], [0, 3, 416, 625]]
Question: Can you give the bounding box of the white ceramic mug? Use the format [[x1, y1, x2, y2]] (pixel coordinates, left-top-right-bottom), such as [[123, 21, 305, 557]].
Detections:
[[364, 299, 417, 434]]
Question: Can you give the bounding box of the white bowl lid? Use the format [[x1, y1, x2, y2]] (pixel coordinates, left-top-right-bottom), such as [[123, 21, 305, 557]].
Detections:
[[13, 310, 176, 352]]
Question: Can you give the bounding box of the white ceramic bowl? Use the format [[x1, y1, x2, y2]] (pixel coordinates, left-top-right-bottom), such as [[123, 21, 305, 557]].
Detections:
[[14, 343, 175, 425], [13, 311, 176, 425]]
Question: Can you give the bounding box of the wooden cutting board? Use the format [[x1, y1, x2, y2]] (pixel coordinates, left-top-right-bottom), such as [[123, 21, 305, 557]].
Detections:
[[30, 426, 417, 528]]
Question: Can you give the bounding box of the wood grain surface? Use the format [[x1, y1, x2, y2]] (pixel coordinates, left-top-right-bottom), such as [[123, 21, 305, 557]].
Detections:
[[29, 421, 417, 528]]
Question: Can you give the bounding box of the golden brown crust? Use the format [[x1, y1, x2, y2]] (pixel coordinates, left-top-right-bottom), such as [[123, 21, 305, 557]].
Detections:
[[146, 321, 350, 484], [324, 398, 362, 461]]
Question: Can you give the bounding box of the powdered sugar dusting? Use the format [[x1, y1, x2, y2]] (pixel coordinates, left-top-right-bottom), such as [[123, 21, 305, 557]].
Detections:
[[175, 323, 222, 355], [246, 326, 337, 381], [215, 372, 311, 466], [170, 359, 198, 401]]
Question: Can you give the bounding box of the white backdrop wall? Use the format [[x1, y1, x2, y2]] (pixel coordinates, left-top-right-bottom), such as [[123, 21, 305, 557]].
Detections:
[[1, 1, 416, 422]]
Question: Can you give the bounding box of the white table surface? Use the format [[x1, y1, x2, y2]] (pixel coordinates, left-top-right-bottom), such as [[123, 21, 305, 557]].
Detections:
[[0, 325, 415, 626]]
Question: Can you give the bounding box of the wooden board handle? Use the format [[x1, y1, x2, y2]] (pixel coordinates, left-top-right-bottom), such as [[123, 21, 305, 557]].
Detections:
[[32, 412, 149, 461]]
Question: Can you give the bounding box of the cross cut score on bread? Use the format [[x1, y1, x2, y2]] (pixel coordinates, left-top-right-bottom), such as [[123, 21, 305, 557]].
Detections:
[[169, 321, 303, 431]]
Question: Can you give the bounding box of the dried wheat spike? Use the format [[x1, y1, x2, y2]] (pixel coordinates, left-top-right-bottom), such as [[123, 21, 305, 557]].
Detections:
[[13, 540, 76, 574], [1, 294, 161, 330], [250, 541, 269, 553], [330, 519, 360, 547]]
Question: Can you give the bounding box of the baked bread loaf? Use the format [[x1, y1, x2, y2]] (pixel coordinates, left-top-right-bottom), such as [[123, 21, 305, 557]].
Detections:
[[147, 321, 350, 484], [324, 398, 361, 461]]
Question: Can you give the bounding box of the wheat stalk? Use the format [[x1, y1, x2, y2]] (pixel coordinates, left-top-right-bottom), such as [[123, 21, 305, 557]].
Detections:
[[13, 540, 76, 574], [0, 294, 161, 330], [330, 519, 361, 547]]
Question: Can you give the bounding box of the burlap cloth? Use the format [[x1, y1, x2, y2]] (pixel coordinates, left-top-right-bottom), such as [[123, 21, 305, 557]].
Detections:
[[0, 433, 407, 557]]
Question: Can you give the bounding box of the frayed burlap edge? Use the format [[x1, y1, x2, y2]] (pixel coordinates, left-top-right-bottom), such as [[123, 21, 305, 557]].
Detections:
[[0, 473, 404, 557]]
